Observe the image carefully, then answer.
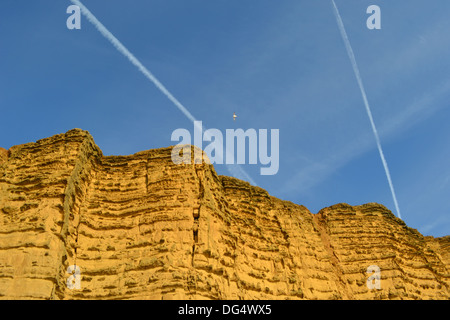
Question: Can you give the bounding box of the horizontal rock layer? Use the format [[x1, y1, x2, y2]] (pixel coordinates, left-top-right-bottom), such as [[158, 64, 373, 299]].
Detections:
[[0, 129, 448, 299]]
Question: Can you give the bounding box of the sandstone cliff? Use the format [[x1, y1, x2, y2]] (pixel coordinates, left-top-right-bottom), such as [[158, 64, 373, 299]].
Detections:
[[0, 129, 448, 300]]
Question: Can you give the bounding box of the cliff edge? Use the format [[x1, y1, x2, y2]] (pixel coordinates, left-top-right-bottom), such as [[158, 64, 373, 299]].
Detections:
[[0, 129, 448, 299]]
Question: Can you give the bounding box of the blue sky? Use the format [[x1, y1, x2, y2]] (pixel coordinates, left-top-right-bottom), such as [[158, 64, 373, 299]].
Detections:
[[1, 0, 449, 237]]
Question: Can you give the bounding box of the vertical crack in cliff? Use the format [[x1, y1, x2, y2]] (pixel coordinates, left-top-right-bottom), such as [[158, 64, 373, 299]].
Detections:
[[56, 134, 99, 299], [192, 206, 199, 267], [192, 163, 204, 268], [73, 207, 81, 269], [56, 150, 85, 298], [312, 213, 353, 300], [145, 163, 149, 195]]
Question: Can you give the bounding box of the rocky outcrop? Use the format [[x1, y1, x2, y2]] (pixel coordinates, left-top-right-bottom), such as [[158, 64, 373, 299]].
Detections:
[[0, 148, 8, 165], [0, 129, 448, 299]]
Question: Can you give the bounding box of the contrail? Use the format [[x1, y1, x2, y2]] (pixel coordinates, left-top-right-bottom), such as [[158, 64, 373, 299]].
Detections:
[[331, 0, 402, 219], [69, 0, 196, 124], [70, 0, 256, 186]]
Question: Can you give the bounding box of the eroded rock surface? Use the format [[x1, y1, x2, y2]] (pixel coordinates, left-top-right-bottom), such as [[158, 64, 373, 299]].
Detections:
[[0, 129, 448, 299]]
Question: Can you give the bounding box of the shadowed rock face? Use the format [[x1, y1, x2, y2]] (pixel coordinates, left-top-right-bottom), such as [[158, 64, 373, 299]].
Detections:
[[0, 129, 448, 300]]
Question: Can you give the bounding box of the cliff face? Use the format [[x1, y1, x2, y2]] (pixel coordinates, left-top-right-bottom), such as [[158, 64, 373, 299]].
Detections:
[[0, 129, 448, 300]]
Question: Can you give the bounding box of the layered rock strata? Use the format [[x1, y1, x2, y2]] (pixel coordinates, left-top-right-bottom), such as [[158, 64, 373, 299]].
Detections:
[[0, 129, 448, 299]]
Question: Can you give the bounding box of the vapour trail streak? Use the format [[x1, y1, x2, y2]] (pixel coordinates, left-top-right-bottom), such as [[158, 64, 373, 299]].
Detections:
[[70, 0, 196, 124], [70, 0, 257, 186], [331, 0, 402, 219]]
